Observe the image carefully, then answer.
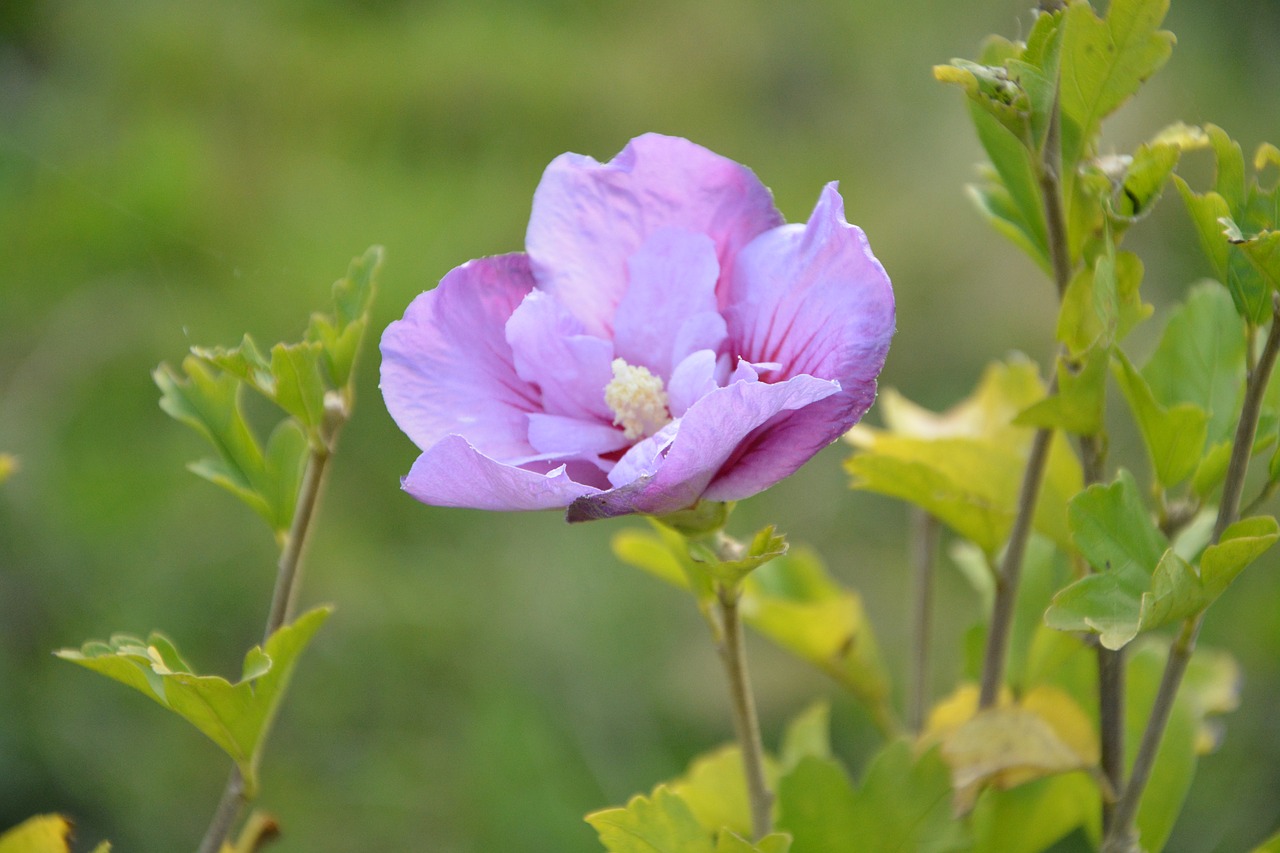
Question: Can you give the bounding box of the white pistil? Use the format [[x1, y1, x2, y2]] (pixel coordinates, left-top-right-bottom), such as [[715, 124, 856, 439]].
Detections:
[[604, 358, 671, 440]]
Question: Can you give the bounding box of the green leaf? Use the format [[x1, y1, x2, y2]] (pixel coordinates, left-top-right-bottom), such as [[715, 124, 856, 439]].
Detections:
[[1112, 141, 1180, 220], [967, 103, 1050, 270], [774, 756, 858, 853], [56, 607, 331, 797], [1055, 248, 1150, 357], [1232, 228, 1280, 294], [192, 334, 275, 399], [1068, 470, 1167, 577], [0, 453, 16, 485], [714, 832, 791, 853], [586, 786, 715, 853], [1201, 516, 1280, 594], [612, 527, 693, 592], [1175, 131, 1273, 323], [965, 182, 1050, 270], [1112, 349, 1209, 487], [155, 357, 274, 524], [1047, 516, 1278, 649], [307, 245, 382, 389], [1057, 0, 1174, 173], [667, 746, 765, 841], [746, 550, 893, 719], [260, 421, 308, 545], [1127, 642, 1200, 851], [971, 773, 1098, 853], [1015, 347, 1108, 434], [1141, 283, 1245, 446], [777, 742, 966, 853], [778, 702, 831, 774], [269, 341, 328, 437], [687, 525, 788, 588]]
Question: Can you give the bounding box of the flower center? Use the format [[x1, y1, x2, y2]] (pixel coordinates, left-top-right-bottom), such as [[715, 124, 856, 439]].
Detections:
[[604, 358, 671, 441]]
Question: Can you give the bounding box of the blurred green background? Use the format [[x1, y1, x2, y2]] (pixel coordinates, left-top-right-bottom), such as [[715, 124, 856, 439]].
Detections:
[[2, 1, 1278, 850]]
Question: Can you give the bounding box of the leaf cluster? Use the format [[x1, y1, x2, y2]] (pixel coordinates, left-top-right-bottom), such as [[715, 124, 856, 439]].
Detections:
[[154, 246, 381, 541]]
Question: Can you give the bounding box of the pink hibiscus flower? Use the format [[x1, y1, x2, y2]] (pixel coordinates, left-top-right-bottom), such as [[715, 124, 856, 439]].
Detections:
[[380, 134, 894, 521]]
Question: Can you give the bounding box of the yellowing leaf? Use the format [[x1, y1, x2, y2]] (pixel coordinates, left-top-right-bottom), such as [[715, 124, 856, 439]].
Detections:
[[0, 817, 73, 853], [924, 685, 1100, 814], [587, 786, 715, 853], [850, 359, 1044, 445]]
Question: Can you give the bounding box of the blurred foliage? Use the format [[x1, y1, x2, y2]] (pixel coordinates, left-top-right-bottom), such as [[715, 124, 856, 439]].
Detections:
[[2, 0, 1279, 851]]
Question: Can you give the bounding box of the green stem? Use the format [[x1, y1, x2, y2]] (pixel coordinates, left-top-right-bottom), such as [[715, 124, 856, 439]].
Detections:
[[908, 509, 939, 732], [978, 422, 1054, 708], [264, 448, 331, 642], [195, 446, 334, 853], [1078, 431, 1125, 832], [715, 582, 773, 841], [1103, 299, 1280, 852], [979, 84, 1071, 710]]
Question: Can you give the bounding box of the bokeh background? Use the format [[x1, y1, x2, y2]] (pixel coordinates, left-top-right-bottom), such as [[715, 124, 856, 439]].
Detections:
[[2, 1, 1279, 850]]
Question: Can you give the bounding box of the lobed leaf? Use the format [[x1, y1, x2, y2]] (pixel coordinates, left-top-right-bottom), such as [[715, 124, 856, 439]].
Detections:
[[55, 607, 331, 796], [1057, 0, 1174, 173], [587, 787, 715, 853], [1068, 469, 1166, 577], [687, 525, 789, 588], [1016, 347, 1108, 435], [777, 741, 966, 853], [1047, 517, 1278, 649]]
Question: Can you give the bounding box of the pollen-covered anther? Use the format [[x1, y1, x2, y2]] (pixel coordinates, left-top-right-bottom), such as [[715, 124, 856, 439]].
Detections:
[[604, 358, 671, 440]]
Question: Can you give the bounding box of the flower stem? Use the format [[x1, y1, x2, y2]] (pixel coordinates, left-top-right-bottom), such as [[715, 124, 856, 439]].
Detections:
[[715, 582, 773, 841], [195, 446, 333, 853], [1103, 297, 1280, 852], [908, 509, 939, 732]]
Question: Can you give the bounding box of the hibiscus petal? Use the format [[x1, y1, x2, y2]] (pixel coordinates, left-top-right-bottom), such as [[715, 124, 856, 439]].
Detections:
[[614, 228, 727, 379], [403, 434, 602, 511], [566, 374, 840, 521], [526, 133, 784, 337], [667, 349, 720, 417], [380, 254, 539, 461], [505, 290, 615, 421], [527, 413, 629, 459], [701, 393, 854, 502], [724, 182, 895, 395]]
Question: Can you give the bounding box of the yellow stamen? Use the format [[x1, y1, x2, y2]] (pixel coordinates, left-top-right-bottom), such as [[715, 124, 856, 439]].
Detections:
[[604, 358, 671, 440]]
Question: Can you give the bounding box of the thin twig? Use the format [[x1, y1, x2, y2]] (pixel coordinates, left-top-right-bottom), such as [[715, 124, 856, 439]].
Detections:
[[979, 83, 1072, 709], [978, 422, 1055, 708], [908, 509, 939, 732], [716, 583, 773, 840], [264, 449, 332, 642], [1103, 297, 1280, 852], [1078, 430, 1125, 833]]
